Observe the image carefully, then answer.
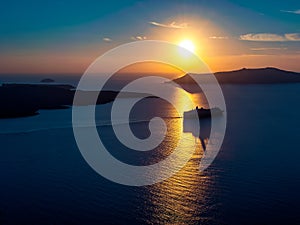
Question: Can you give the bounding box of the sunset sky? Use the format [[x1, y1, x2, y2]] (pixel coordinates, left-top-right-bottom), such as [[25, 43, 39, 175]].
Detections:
[[0, 0, 299, 74]]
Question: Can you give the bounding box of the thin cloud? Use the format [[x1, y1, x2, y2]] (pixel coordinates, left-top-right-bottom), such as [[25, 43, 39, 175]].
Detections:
[[209, 36, 228, 40], [250, 47, 287, 51], [280, 9, 300, 14], [240, 33, 286, 41], [103, 37, 112, 42], [131, 36, 147, 41], [240, 33, 300, 42], [149, 21, 189, 29], [285, 33, 300, 41]]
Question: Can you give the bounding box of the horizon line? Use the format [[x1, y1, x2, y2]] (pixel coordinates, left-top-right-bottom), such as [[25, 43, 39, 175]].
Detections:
[[0, 66, 299, 76]]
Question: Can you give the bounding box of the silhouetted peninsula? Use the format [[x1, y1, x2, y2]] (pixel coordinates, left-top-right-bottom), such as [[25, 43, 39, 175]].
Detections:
[[173, 67, 300, 85], [0, 83, 157, 118], [0, 84, 120, 118]]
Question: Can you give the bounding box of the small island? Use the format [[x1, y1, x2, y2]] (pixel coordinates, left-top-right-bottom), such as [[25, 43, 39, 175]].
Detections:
[[40, 78, 55, 83]]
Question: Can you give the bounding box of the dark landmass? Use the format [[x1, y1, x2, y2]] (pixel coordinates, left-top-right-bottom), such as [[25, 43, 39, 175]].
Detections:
[[214, 67, 300, 84], [0, 83, 129, 118], [173, 67, 300, 92], [40, 78, 55, 83]]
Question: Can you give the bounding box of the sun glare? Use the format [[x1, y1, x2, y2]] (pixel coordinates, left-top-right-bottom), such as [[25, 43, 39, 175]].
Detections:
[[179, 39, 196, 53]]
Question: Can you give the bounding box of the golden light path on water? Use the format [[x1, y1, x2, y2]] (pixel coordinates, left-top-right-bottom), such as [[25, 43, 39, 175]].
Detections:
[[137, 87, 216, 224]]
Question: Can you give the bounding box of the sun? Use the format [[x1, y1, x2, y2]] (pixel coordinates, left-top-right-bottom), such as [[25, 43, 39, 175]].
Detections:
[[179, 39, 196, 53]]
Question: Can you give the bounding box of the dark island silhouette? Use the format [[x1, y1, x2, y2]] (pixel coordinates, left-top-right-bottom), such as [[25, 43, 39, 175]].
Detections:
[[0, 83, 157, 118], [172, 67, 300, 92], [0, 84, 123, 118], [40, 78, 55, 83]]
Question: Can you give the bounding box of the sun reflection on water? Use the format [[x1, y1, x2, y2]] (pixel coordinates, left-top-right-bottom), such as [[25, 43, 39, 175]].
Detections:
[[138, 87, 216, 224]]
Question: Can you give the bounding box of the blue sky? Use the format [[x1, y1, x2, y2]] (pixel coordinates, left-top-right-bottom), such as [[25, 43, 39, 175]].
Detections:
[[0, 0, 299, 73]]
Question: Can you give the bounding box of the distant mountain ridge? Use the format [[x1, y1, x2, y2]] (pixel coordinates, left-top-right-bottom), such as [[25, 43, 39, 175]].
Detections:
[[173, 67, 300, 85]]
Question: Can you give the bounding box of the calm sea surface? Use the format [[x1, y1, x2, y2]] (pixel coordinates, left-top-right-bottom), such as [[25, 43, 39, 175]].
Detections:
[[0, 83, 300, 224]]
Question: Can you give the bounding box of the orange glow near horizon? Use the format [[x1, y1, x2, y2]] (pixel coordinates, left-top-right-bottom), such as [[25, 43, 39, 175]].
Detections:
[[114, 61, 186, 79], [1, 51, 300, 75]]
